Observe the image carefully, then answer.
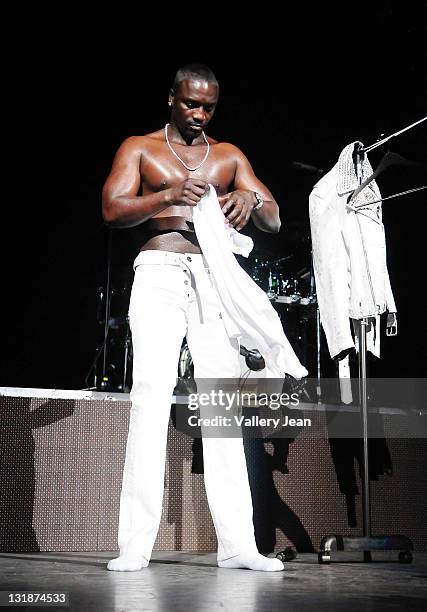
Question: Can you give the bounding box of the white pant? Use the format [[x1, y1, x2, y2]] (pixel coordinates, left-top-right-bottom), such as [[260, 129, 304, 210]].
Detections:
[[117, 250, 258, 561]]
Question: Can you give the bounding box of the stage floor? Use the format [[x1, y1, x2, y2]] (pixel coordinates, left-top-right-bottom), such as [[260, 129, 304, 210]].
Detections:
[[0, 552, 426, 611]]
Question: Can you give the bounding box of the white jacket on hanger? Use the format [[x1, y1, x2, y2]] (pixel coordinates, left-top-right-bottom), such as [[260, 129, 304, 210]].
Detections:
[[309, 142, 396, 359]]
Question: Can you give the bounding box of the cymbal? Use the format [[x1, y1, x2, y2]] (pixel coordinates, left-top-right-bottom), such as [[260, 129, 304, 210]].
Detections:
[[268, 255, 293, 266], [294, 266, 310, 279]]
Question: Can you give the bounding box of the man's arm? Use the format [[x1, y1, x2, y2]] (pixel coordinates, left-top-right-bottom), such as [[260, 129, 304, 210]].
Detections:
[[219, 144, 281, 233], [102, 137, 207, 227]]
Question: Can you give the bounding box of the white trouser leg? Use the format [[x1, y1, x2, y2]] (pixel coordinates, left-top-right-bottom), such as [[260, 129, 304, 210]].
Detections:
[[116, 255, 188, 560], [114, 250, 258, 564], [185, 257, 258, 561]]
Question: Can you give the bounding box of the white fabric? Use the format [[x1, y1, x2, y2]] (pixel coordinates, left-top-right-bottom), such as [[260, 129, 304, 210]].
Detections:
[[193, 185, 308, 379], [338, 356, 352, 404], [309, 142, 396, 359], [117, 250, 258, 562], [224, 219, 254, 256]]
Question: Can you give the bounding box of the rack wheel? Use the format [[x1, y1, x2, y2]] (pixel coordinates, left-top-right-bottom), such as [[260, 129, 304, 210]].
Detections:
[[318, 552, 331, 564]]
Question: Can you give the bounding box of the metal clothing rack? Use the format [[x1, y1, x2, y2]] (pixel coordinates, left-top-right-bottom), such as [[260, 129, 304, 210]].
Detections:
[[317, 135, 419, 564]]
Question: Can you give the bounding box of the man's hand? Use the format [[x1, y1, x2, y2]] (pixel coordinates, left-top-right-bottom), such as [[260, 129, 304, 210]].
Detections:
[[218, 190, 256, 231], [169, 178, 209, 206]]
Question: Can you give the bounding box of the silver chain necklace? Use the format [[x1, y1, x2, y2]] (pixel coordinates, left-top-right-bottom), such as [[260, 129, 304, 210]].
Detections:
[[164, 123, 210, 171]]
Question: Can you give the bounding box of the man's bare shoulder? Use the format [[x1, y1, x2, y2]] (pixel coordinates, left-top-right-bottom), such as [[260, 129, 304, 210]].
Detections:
[[210, 141, 247, 159], [120, 130, 164, 152]]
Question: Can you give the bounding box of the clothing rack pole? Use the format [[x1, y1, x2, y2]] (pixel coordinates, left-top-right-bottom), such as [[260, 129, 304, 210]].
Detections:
[[359, 317, 372, 559], [355, 145, 372, 558]]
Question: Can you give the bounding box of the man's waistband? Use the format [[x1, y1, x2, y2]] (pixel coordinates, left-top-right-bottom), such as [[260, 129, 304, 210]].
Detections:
[[133, 250, 207, 270]]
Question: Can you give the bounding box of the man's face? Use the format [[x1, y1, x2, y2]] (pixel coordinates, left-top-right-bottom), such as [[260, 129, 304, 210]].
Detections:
[[170, 78, 219, 137]]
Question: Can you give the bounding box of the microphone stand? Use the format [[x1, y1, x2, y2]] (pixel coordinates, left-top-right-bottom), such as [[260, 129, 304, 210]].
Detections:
[[122, 317, 132, 393], [100, 228, 113, 390], [82, 229, 113, 391]]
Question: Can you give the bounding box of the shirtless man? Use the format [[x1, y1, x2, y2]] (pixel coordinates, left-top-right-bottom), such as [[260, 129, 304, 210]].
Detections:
[[102, 63, 284, 572]]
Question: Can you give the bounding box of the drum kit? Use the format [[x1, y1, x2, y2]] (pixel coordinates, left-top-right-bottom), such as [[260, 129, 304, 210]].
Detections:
[[249, 253, 317, 309], [246, 249, 321, 380]]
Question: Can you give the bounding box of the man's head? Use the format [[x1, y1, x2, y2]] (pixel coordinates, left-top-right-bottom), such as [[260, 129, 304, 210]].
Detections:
[[171, 63, 218, 92], [169, 63, 219, 138]]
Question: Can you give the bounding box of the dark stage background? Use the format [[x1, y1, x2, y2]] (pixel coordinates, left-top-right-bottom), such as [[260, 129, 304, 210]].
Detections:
[[2, 7, 426, 390]]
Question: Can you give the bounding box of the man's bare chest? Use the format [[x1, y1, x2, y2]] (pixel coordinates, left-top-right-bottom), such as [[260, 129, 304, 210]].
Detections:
[[140, 147, 235, 195]]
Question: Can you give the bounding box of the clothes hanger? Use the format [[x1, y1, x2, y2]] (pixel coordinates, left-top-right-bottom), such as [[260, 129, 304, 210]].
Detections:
[[360, 116, 426, 154], [348, 115, 427, 202], [348, 185, 427, 210], [349, 150, 426, 203]]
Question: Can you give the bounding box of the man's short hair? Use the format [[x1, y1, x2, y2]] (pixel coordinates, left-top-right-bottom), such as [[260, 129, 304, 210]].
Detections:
[[172, 63, 218, 91]]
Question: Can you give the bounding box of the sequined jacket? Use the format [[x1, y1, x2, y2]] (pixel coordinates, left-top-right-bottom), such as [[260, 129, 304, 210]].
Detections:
[[309, 142, 396, 359]]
